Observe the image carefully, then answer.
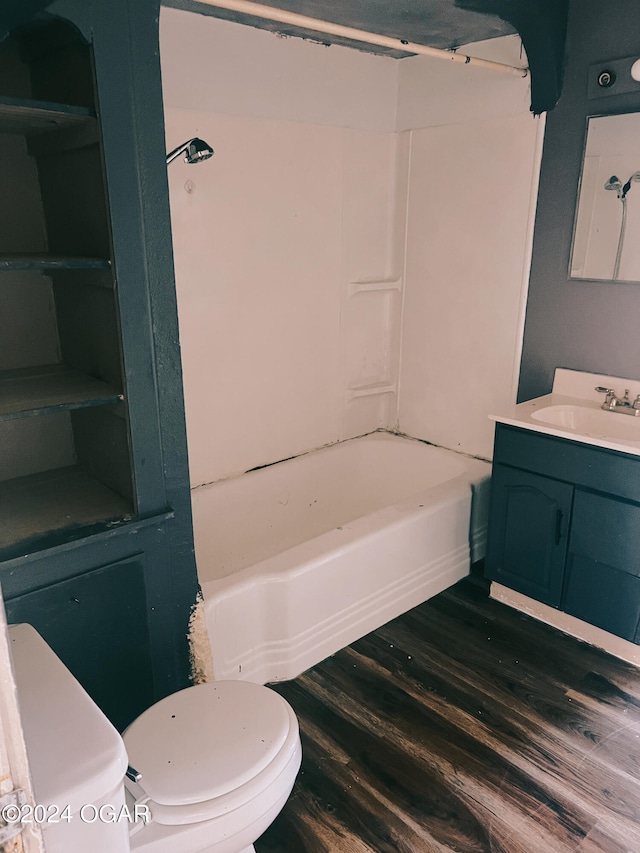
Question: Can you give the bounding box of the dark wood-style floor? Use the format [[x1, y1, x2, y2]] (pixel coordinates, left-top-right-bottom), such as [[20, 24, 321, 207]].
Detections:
[[254, 577, 640, 852]]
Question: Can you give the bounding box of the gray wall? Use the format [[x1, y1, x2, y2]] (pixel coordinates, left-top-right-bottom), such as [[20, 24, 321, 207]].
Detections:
[[518, 0, 640, 402]]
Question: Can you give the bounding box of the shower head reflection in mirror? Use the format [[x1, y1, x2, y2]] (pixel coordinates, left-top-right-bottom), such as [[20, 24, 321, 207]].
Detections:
[[571, 113, 640, 282], [604, 171, 640, 279]]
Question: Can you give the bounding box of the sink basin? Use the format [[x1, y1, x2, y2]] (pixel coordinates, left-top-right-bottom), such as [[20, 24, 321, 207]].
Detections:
[[531, 404, 640, 443]]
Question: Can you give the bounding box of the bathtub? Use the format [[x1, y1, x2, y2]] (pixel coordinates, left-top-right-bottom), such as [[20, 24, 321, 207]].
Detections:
[[191, 432, 491, 684]]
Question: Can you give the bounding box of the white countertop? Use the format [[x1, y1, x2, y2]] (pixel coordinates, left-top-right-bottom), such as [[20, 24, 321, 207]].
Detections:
[[489, 369, 640, 457]]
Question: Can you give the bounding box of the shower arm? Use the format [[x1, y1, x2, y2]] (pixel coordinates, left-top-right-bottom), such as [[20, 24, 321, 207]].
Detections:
[[166, 141, 192, 165]]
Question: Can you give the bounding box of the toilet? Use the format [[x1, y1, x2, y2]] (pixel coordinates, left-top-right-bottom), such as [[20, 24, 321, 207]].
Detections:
[[9, 623, 301, 853], [123, 680, 302, 853]]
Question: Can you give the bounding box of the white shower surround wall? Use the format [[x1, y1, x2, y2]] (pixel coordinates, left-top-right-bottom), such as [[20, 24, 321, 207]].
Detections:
[[161, 10, 539, 486], [192, 432, 490, 684]]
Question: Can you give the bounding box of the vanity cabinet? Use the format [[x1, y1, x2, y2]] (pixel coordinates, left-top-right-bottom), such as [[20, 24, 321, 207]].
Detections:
[[486, 465, 572, 606], [486, 424, 640, 644], [0, 0, 200, 729]]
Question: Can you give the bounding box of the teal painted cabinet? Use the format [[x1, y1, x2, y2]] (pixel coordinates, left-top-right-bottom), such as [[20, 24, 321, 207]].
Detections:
[[486, 464, 572, 606], [486, 424, 640, 645]]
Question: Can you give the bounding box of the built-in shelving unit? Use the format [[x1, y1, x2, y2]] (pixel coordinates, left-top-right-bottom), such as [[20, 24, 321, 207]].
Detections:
[[0, 0, 200, 731], [0, 21, 134, 554]]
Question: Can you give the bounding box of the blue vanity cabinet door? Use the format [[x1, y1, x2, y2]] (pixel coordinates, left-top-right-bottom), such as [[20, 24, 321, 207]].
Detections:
[[485, 464, 574, 606], [563, 556, 640, 642], [562, 490, 640, 642]]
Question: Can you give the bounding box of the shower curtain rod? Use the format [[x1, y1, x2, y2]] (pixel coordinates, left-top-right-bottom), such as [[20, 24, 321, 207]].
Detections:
[[192, 0, 529, 78]]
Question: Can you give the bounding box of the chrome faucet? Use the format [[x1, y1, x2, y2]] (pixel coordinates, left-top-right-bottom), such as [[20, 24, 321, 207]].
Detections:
[[595, 385, 640, 415]]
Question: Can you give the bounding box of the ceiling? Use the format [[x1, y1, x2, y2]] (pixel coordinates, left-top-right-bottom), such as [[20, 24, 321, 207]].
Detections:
[[162, 0, 568, 113], [161, 0, 517, 59]]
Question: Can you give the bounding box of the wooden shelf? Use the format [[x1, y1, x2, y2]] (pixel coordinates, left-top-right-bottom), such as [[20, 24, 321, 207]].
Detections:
[[0, 255, 110, 271], [0, 465, 132, 551], [0, 365, 122, 420], [0, 95, 95, 135]]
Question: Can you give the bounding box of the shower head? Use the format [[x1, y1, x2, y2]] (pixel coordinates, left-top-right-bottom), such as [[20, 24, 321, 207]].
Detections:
[[618, 171, 640, 199], [166, 138, 214, 166], [605, 175, 622, 191]]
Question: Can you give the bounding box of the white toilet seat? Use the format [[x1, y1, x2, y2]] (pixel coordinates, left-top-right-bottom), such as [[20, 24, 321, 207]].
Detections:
[[123, 681, 300, 826], [125, 741, 301, 853]]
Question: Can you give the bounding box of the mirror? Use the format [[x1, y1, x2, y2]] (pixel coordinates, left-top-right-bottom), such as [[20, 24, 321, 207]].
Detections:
[[570, 112, 640, 283]]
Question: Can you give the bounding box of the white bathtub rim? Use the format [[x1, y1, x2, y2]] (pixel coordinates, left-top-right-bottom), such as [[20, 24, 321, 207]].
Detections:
[[199, 475, 474, 587], [197, 456, 490, 585]]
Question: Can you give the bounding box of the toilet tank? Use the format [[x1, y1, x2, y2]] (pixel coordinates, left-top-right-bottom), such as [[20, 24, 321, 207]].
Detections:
[[9, 623, 131, 853]]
